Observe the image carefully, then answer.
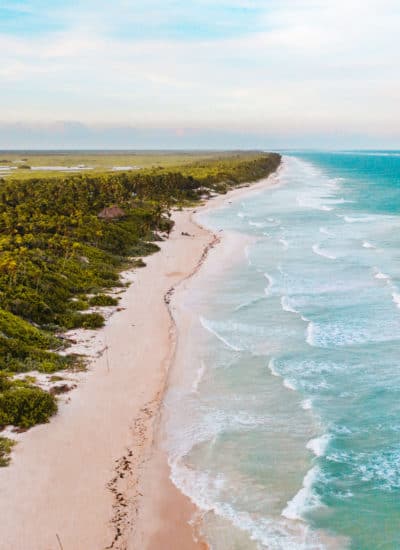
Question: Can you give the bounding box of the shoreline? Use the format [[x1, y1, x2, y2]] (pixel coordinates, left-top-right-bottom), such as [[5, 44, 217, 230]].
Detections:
[[133, 170, 281, 549], [0, 169, 280, 549]]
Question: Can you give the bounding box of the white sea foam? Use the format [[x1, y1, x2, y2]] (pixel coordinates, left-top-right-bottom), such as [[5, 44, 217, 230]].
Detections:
[[312, 243, 336, 260], [297, 196, 334, 211], [170, 459, 325, 550], [269, 358, 301, 392], [305, 316, 400, 347], [234, 296, 265, 312], [362, 241, 376, 249], [307, 434, 331, 457], [339, 214, 378, 223], [268, 359, 301, 394], [327, 446, 400, 491], [392, 292, 400, 309], [166, 406, 271, 469], [244, 245, 252, 266], [283, 378, 297, 391], [374, 271, 390, 280], [327, 181, 339, 190], [199, 316, 242, 352], [268, 357, 280, 377], [263, 217, 282, 227], [307, 319, 353, 348], [327, 176, 344, 189], [264, 272, 274, 295], [331, 197, 352, 204], [319, 226, 335, 237], [248, 220, 266, 228], [301, 399, 313, 411], [306, 322, 316, 346], [281, 296, 298, 314], [339, 151, 400, 157], [278, 237, 289, 249], [358, 450, 400, 490], [192, 361, 206, 393], [282, 466, 322, 521]]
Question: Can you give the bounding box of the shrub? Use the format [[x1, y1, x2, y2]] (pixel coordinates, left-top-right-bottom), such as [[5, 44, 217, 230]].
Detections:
[[49, 375, 64, 382], [37, 357, 72, 373], [132, 258, 146, 268], [0, 386, 57, 429], [0, 372, 13, 392], [80, 313, 105, 329], [69, 299, 89, 311], [0, 335, 73, 373], [58, 312, 105, 330], [88, 294, 118, 307], [0, 437, 15, 467], [0, 309, 58, 349], [129, 241, 160, 256]]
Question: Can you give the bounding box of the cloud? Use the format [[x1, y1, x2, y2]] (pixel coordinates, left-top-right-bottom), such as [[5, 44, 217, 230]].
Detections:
[[1, 0, 400, 147]]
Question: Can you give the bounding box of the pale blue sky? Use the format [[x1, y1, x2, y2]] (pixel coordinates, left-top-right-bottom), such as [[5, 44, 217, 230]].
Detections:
[[1, 1, 400, 148], [0, 1, 266, 38]]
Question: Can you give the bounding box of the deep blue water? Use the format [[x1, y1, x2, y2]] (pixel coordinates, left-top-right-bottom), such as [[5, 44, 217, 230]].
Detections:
[[166, 152, 400, 549]]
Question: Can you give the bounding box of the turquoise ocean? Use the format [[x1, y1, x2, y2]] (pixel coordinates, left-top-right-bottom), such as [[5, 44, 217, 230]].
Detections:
[[164, 152, 400, 549]]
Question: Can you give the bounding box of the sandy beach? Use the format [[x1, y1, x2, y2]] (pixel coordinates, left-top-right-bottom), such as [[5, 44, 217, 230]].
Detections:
[[0, 173, 279, 550], [129, 173, 281, 549]]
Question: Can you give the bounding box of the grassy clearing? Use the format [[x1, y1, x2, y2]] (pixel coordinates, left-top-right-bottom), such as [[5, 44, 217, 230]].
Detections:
[[0, 150, 262, 180]]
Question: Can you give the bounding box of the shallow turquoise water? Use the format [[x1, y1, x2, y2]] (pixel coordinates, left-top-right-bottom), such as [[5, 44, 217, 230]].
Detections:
[[165, 153, 400, 549]]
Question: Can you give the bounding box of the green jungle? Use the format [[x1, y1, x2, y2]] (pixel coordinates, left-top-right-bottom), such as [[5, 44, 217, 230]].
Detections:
[[0, 151, 281, 465]]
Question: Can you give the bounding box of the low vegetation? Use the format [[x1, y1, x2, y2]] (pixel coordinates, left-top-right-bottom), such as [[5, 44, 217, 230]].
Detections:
[[0, 436, 15, 466], [0, 151, 281, 455], [0, 373, 57, 429], [88, 294, 119, 307]]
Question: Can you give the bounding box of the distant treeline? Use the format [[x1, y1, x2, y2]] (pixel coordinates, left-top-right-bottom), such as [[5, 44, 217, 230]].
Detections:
[[0, 153, 280, 444]]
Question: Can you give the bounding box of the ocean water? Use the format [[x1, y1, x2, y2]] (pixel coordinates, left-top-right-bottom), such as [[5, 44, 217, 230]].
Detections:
[[164, 152, 400, 549]]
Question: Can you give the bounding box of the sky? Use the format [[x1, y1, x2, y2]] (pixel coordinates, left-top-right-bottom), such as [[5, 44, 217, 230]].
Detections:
[[1, 0, 400, 149]]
